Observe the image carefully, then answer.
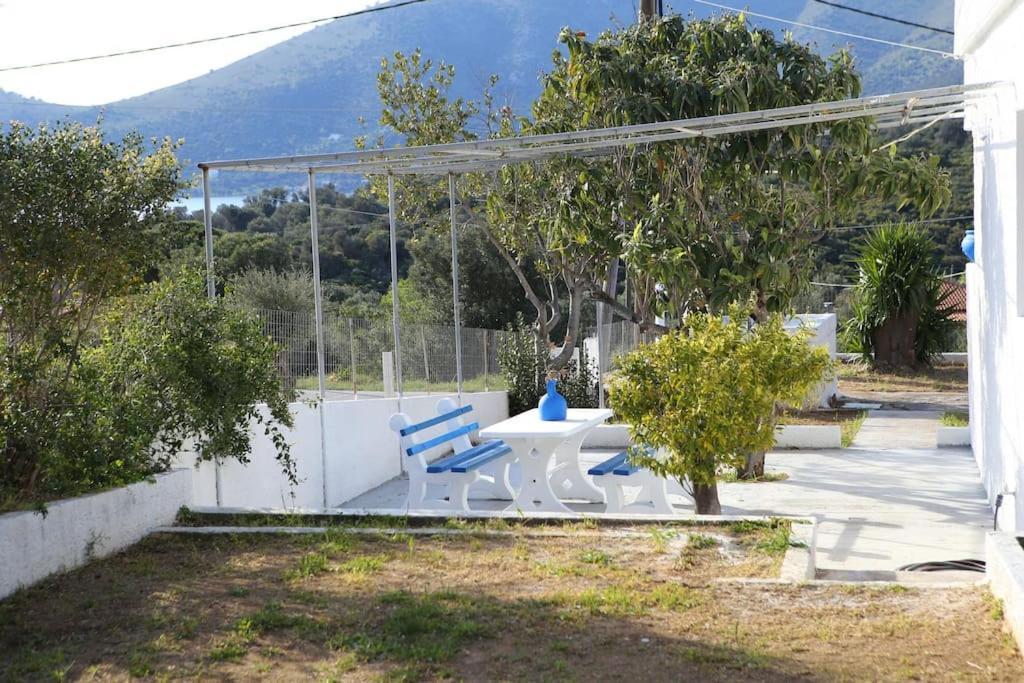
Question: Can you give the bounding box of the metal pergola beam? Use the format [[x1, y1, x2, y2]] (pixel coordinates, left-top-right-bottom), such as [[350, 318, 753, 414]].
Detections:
[[197, 83, 997, 177]]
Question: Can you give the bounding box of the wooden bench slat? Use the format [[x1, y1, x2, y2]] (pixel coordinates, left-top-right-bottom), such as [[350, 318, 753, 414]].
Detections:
[[399, 404, 473, 436], [587, 451, 628, 476], [425, 440, 504, 473], [450, 442, 512, 472], [406, 421, 479, 456]]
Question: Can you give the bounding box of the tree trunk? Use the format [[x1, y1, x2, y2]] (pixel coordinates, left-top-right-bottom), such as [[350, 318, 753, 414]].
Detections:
[[736, 451, 766, 480], [549, 282, 585, 371], [692, 480, 721, 515], [872, 312, 918, 368]]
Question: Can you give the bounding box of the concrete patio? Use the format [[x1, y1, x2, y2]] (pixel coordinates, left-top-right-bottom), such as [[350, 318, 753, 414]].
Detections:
[[343, 412, 991, 580]]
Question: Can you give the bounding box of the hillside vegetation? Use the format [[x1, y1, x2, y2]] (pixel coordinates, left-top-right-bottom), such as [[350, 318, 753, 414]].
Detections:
[[1, 1, 958, 193]]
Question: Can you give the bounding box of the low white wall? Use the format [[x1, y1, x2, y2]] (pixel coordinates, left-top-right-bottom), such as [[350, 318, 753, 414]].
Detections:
[[0, 469, 192, 600], [181, 391, 509, 510], [986, 532, 1024, 655], [786, 314, 838, 408], [774, 425, 842, 449], [581, 423, 841, 450], [937, 426, 971, 447], [581, 424, 630, 449], [586, 315, 837, 409]]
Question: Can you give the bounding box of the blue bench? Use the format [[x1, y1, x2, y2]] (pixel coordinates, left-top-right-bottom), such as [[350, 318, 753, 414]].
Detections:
[[587, 447, 674, 515], [389, 398, 515, 511]]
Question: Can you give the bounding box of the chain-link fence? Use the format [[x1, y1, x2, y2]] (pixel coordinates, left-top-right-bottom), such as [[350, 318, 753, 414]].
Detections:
[[254, 309, 506, 399], [585, 319, 657, 376]]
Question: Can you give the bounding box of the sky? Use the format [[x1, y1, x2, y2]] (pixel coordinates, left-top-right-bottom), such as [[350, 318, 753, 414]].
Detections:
[[0, 0, 379, 105]]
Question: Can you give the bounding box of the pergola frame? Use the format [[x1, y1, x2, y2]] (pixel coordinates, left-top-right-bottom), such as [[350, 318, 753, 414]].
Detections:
[[197, 82, 995, 507]]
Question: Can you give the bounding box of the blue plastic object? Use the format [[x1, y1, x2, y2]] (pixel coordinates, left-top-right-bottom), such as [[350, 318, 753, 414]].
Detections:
[[961, 229, 975, 262], [538, 378, 567, 421]]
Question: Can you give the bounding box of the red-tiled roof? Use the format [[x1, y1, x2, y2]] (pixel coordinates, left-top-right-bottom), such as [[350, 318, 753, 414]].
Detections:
[[940, 281, 967, 322]]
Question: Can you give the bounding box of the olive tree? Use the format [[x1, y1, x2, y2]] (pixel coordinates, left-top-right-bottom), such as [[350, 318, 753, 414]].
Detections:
[[608, 308, 830, 514]]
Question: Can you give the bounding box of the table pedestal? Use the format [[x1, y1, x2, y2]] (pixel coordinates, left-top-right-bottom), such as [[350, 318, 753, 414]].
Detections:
[[507, 438, 572, 514], [549, 432, 605, 503]]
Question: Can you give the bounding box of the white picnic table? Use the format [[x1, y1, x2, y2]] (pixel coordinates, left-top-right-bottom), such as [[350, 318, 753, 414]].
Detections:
[[479, 408, 612, 513]]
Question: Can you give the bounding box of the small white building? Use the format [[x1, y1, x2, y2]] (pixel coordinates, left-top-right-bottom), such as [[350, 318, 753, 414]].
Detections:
[[956, 1, 1024, 529]]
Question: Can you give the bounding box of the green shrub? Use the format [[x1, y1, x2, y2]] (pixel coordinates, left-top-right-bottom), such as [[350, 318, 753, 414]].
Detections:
[[497, 313, 597, 414], [0, 120, 183, 510], [608, 308, 830, 514], [0, 271, 296, 511], [496, 313, 545, 415], [556, 347, 598, 410], [842, 223, 955, 367]]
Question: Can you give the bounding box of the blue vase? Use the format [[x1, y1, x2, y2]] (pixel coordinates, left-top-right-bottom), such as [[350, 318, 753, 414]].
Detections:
[[538, 379, 568, 421], [961, 229, 975, 262]]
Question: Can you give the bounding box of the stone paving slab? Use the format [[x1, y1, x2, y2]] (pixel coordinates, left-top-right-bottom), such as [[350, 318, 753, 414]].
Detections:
[[851, 409, 943, 449]]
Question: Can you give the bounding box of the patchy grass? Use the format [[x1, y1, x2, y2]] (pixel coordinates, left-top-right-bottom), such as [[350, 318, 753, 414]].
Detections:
[[284, 551, 330, 581], [841, 412, 868, 447], [687, 533, 718, 549], [838, 362, 968, 393], [942, 411, 970, 427], [1, 530, 1021, 681]]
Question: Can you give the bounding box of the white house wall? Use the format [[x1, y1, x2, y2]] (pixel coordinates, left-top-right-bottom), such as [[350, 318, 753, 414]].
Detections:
[[180, 391, 509, 510], [958, 0, 1024, 529]]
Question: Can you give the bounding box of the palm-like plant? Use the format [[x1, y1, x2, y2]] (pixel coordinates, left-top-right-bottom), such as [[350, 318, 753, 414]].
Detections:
[[843, 223, 954, 368]]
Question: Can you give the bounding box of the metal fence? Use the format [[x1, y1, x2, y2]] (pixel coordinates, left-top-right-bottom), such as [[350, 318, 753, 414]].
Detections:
[[586, 319, 656, 376], [254, 308, 506, 399]]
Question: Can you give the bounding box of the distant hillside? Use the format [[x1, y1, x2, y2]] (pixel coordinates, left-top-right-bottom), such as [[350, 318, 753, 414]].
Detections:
[[0, 0, 959, 193]]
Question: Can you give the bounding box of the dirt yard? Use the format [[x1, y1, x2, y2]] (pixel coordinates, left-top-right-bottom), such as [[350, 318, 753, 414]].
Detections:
[[837, 362, 968, 394], [0, 523, 1019, 682]]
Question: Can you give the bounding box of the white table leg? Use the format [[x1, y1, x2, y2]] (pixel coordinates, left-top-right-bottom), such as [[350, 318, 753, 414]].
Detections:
[[549, 432, 605, 503], [507, 438, 572, 514]]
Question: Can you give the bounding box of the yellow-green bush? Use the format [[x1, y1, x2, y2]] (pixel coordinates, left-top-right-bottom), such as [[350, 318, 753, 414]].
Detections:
[[608, 308, 830, 513]]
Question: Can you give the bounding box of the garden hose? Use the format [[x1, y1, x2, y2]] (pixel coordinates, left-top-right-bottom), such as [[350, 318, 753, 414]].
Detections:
[[896, 559, 985, 573]]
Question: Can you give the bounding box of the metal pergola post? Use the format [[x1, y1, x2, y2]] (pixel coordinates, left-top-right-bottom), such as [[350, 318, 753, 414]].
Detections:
[[202, 168, 216, 299], [595, 299, 605, 410], [201, 167, 223, 507], [307, 171, 329, 509], [448, 173, 464, 401], [387, 175, 404, 403]]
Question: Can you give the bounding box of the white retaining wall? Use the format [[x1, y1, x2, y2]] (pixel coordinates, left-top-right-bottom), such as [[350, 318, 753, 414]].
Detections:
[[786, 314, 838, 408], [0, 469, 192, 600], [181, 391, 509, 510]]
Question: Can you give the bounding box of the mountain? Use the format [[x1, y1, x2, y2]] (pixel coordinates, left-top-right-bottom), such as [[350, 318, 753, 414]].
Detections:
[[0, 0, 959, 193]]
